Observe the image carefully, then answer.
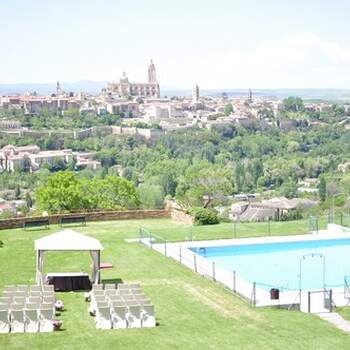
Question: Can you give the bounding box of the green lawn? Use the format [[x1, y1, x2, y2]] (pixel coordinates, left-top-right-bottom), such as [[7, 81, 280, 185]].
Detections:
[[0, 218, 349, 349], [141, 216, 328, 242]]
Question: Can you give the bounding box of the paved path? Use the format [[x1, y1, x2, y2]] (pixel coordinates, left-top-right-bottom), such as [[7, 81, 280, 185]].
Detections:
[[317, 312, 350, 334]]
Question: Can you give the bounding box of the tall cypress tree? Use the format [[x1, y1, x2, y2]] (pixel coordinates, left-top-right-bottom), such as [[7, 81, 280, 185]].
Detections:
[[319, 177, 326, 202]]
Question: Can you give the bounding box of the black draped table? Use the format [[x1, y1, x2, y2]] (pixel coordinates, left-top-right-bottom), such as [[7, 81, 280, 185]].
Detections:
[[46, 272, 92, 291]]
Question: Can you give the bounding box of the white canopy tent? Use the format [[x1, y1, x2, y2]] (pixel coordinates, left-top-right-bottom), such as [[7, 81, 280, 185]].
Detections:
[[34, 229, 104, 285]]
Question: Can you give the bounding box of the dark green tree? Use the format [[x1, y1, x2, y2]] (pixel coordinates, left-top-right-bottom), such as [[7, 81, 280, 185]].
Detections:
[[319, 176, 326, 202]]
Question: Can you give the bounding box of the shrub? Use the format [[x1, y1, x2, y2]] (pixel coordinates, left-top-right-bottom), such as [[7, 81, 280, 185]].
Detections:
[[188, 207, 220, 225]]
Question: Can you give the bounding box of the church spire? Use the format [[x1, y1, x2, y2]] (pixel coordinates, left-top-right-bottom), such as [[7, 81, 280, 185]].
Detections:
[[148, 59, 157, 83]]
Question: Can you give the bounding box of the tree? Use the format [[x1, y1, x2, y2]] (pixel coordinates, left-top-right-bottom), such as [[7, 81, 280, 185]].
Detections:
[[319, 176, 326, 202], [35, 171, 86, 213], [83, 175, 139, 210], [14, 185, 21, 200], [282, 97, 305, 113], [224, 103, 234, 116], [25, 192, 33, 208], [138, 183, 164, 209], [20, 156, 31, 173], [176, 163, 233, 208]]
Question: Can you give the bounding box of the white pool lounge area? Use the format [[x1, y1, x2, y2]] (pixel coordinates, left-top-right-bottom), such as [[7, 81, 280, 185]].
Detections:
[[141, 224, 350, 313]]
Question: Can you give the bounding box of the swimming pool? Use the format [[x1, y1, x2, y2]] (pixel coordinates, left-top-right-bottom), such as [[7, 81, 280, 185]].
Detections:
[[190, 238, 350, 291]]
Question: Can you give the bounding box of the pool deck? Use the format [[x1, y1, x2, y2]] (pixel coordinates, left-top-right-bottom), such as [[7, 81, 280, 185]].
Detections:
[[141, 224, 350, 312]]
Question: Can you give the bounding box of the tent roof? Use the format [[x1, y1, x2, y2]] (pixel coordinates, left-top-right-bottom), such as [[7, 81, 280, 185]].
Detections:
[[35, 229, 104, 251]]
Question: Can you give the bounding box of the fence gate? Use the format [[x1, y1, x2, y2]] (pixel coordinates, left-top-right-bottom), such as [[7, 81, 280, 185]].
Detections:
[[302, 289, 333, 313]]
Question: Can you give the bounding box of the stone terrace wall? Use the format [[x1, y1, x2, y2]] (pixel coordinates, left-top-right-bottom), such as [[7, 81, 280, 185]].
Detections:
[[171, 209, 194, 225], [0, 209, 171, 230]]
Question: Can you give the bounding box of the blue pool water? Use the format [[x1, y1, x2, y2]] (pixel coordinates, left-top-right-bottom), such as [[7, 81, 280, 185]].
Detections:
[[190, 238, 350, 291]]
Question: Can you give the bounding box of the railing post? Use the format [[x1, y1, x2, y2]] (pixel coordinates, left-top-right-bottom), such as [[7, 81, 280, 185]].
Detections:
[[251, 282, 256, 306], [233, 221, 237, 238], [233, 271, 236, 293], [212, 262, 216, 281], [341, 213, 343, 226], [193, 253, 197, 272], [308, 291, 311, 313], [164, 240, 167, 256], [268, 219, 271, 236], [330, 289, 333, 312], [150, 232, 153, 249], [179, 245, 182, 264]]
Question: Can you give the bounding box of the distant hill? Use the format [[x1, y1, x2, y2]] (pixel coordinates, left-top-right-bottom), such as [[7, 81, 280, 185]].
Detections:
[[0, 81, 107, 95], [1, 81, 350, 101]]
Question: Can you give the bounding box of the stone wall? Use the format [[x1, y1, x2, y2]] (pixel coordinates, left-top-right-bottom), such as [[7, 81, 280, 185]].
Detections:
[[170, 209, 194, 225], [0, 209, 171, 230]]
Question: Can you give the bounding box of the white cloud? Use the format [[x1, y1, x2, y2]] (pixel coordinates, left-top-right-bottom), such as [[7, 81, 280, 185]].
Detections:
[[182, 33, 350, 89]]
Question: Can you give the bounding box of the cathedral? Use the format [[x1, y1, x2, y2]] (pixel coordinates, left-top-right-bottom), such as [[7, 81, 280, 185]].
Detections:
[[105, 60, 160, 98]]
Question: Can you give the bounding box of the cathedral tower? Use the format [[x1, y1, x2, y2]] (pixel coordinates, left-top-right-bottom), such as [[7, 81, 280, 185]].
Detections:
[[148, 60, 157, 83]]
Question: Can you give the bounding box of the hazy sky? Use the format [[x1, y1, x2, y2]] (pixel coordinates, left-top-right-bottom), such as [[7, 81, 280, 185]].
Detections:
[[1, 0, 350, 89]]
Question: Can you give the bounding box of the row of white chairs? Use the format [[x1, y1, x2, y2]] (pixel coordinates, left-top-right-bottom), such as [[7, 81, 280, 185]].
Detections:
[[0, 295, 55, 305], [3, 285, 54, 293], [0, 307, 55, 333], [88, 287, 145, 307], [95, 303, 155, 330], [93, 283, 141, 291], [90, 292, 151, 313], [89, 284, 156, 329]]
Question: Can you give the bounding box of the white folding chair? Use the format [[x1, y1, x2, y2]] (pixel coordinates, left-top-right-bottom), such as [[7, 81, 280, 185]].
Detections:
[[138, 298, 151, 305], [118, 289, 131, 295], [96, 306, 111, 329], [127, 305, 142, 328], [3, 291, 15, 299], [108, 295, 123, 303], [13, 297, 26, 305], [41, 303, 55, 318], [141, 304, 156, 328], [29, 291, 42, 298], [105, 289, 117, 297], [104, 284, 116, 290], [93, 290, 104, 298], [96, 301, 109, 309], [30, 285, 42, 293], [42, 285, 54, 292], [0, 308, 10, 333], [11, 304, 24, 310], [28, 296, 42, 305], [26, 302, 40, 310], [25, 309, 39, 333], [111, 305, 128, 329], [123, 295, 136, 302], [129, 283, 141, 289], [92, 284, 103, 291], [39, 309, 54, 332], [89, 294, 106, 315], [94, 295, 106, 305], [43, 296, 55, 304], [111, 301, 126, 308], [134, 293, 147, 300], [0, 297, 11, 307], [17, 285, 29, 293], [117, 284, 130, 290], [15, 291, 27, 298], [131, 288, 144, 295], [4, 286, 16, 293], [11, 309, 25, 333]]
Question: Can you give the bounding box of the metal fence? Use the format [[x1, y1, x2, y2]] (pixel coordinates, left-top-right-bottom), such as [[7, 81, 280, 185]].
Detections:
[[138, 226, 303, 308], [139, 221, 350, 311]]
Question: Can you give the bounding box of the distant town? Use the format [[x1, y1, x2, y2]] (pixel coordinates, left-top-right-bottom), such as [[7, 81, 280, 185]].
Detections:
[[2, 60, 350, 173], [0, 60, 350, 222]]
